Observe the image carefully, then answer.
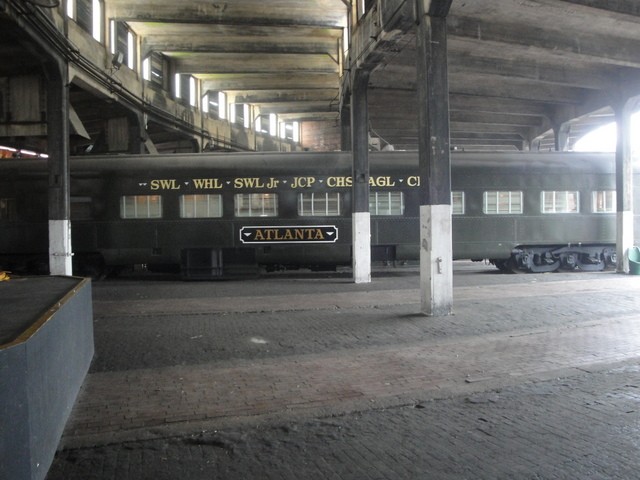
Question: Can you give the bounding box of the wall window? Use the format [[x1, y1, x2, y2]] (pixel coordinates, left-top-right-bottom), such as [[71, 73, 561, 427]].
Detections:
[[180, 194, 223, 218], [92, 0, 102, 41], [143, 52, 166, 88], [174, 73, 181, 99], [110, 21, 136, 70], [592, 190, 616, 213], [189, 77, 197, 107], [203, 91, 224, 118], [369, 191, 404, 216], [127, 31, 134, 69], [451, 191, 465, 215], [342, 25, 349, 58], [255, 114, 271, 134], [67, 0, 102, 41], [76, 0, 92, 37], [269, 113, 277, 136], [234, 193, 278, 217], [204, 91, 229, 120], [175, 74, 197, 105], [142, 58, 151, 81], [280, 121, 300, 142], [231, 104, 250, 128], [358, 0, 375, 19], [0, 198, 16, 220], [483, 191, 523, 214], [542, 191, 579, 214], [298, 192, 342, 216], [218, 92, 227, 120], [120, 195, 162, 219]]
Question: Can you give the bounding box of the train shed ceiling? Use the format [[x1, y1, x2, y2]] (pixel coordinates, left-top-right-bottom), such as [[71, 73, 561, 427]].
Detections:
[[1, 0, 640, 152], [111, 0, 640, 151], [118, 0, 347, 127], [362, 0, 640, 150]]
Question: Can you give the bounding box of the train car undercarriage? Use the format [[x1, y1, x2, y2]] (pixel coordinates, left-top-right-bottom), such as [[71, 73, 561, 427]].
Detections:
[[491, 244, 617, 273]]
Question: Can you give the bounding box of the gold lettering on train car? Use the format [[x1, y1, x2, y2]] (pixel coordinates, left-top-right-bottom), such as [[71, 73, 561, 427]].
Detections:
[[291, 177, 316, 189], [234, 177, 266, 189], [370, 176, 396, 187], [250, 227, 326, 241], [407, 176, 420, 187], [192, 178, 223, 189], [266, 178, 280, 189], [327, 176, 352, 187], [150, 179, 181, 190]]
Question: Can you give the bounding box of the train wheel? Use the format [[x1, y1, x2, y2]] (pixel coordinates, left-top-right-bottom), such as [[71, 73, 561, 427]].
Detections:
[[576, 253, 605, 271], [490, 259, 511, 272], [528, 260, 560, 273], [507, 256, 527, 274], [560, 253, 578, 271]]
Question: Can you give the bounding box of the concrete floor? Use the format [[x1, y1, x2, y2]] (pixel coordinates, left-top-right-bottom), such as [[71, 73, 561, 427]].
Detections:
[[47, 262, 640, 479]]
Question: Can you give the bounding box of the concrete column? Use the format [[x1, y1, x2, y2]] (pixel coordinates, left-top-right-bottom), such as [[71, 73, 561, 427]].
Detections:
[[614, 99, 635, 273], [416, 9, 452, 316], [553, 121, 570, 152], [47, 60, 72, 276], [341, 104, 351, 151], [130, 112, 147, 154], [350, 69, 371, 284]]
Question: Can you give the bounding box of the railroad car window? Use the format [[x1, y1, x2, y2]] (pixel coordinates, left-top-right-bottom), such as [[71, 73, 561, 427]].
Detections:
[[451, 191, 465, 215], [369, 192, 405, 216], [120, 195, 162, 219], [0, 198, 16, 220], [234, 193, 278, 217], [541, 191, 579, 214], [180, 194, 223, 218], [483, 191, 523, 214], [592, 191, 616, 213], [297, 192, 342, 217]]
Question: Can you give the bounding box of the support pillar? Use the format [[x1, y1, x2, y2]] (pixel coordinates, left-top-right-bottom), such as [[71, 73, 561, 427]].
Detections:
[[130, 112, 147, 154], [614, 99, 635, 273], [47, 60, 72, 276], [553, 121, 570, 152], [351, 69, 371, 284], [416, 5, 453, 316], [341, 104, 351, 151], [550, 106, 575, 152]]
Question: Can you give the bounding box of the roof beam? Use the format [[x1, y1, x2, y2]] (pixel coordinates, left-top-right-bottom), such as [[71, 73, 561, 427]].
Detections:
[[106, 0, 347, 28], [142, 36, 338, 57], [449, 74, 589, 105], [226, 89, 339, 104], [172, 53, 339, 75], [254, 102, 336, 115], [199, 73, 338, 92], [448, 15, 640, 68], [449, 111, 545, 128], [555, 0, 640, 17]]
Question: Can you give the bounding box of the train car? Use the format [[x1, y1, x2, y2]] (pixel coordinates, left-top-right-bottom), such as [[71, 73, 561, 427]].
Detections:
[[0, 150, 633, 277]]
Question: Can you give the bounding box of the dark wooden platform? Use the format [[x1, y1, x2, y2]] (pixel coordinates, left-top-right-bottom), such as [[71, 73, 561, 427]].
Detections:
[[1, 275, 94, 480], [1, 276, 83, 346]]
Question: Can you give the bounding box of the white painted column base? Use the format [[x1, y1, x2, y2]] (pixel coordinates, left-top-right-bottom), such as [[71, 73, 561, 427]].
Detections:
[[352, 211, 371, 284], [49, 219, 73, 276], [617, 210, 634, 274], [420, 205, 453, 316]]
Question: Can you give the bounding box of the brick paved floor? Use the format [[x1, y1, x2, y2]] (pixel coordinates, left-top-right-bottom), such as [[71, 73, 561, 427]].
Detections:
[[47, 265, 640, 479]]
